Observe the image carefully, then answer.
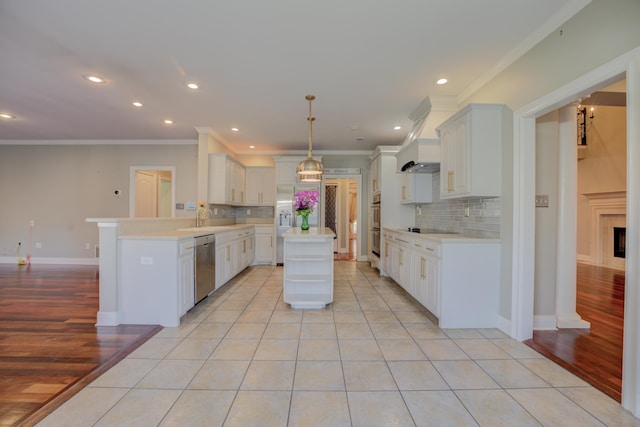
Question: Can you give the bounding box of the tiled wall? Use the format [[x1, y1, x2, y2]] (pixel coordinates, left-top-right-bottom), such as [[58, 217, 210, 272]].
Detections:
[[414, 172, 501, 238], [209, 204, 274, 220]]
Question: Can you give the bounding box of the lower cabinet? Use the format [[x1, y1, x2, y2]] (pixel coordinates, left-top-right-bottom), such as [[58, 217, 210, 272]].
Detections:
[[382, 228, 500, 328], [178, 239, 195, 317], [215, 227, 255, 289], [254, 225, 274, 264]]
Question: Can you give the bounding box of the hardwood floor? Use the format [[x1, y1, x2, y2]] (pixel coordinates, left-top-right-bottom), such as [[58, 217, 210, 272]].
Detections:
[[334, 237, 357, 261], [525, 262, 624, 402], [0, 264, 160, 427]]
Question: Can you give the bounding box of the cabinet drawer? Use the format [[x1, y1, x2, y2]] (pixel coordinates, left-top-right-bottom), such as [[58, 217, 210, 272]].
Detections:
[[413, 238, 441, 257]]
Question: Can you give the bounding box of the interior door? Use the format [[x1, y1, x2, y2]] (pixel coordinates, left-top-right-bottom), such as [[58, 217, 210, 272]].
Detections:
[[135, 171, 157, 217]]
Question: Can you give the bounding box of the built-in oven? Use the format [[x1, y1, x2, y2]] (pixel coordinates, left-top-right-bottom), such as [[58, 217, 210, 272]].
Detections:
[[371, 228, 380, 257], [371, 193, 380, 229], [371, 193, 381, 257]]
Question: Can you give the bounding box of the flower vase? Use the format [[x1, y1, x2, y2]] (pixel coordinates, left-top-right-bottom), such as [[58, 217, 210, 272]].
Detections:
[[300, 212, 310, 230]]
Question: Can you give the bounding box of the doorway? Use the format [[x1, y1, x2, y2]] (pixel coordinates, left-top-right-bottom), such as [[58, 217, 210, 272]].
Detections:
[[324, 176, 360, 261], [130, 166, 175, 217], [527, 81, 627, 401], [512, 48, 640, 416]]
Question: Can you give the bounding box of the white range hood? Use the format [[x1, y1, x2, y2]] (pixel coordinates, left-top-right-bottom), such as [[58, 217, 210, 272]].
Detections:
[[397, 96, 457, 173]]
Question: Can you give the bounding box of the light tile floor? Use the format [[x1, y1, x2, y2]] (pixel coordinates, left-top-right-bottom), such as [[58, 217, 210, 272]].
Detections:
[[37, 262, 640, 427]]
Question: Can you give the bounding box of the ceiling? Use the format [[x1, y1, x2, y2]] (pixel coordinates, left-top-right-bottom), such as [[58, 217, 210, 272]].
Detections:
[[0, 1, 586, 154]]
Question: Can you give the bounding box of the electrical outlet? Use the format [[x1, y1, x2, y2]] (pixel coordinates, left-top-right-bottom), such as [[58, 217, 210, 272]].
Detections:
[[247, 209, 251, 215], [140, 256, 153, 265], [85, 243, 91, 250], [35, 242, 42, 248], [213, 208, 218, 215], [535, 195, 550, 207], [29, 220, 35, 227], [464, 207, 470, 217]]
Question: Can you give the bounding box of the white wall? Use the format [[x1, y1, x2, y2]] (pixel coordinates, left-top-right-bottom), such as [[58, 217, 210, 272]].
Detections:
[[0, 143, 197, 259], [534, 111, 560, 316]]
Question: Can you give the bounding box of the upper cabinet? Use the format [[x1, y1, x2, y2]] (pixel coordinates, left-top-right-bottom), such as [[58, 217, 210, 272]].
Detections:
[[437, 104, 510, 199], [400, 173, 432, 204], [370, 154, 381, 194], [246, 167, 275, 206], [208, 154, 246, 205]]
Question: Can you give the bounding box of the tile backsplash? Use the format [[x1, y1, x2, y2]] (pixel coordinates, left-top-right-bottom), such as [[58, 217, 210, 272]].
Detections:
[[209, 204, 274, 220], [414, 172, 501, 238]]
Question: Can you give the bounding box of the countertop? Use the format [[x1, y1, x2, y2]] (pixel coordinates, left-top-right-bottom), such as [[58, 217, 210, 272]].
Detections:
[[384, 227, 500, 243], [283, 227, 336, 238], [118, 224, 257, 241]]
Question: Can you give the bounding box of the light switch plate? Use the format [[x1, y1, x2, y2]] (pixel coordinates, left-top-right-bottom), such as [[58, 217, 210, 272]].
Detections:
[[535, 195, 549, 207]]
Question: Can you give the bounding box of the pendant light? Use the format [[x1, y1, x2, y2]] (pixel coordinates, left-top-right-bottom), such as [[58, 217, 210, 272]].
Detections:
[[297, 95, 323, 182]]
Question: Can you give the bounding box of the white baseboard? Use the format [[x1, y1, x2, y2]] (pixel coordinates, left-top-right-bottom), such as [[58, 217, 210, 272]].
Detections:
[[96, 311, 119, 326], [0, 256, 99, 265], [533, 315, 558, 330], [496, 315, 512, 337]]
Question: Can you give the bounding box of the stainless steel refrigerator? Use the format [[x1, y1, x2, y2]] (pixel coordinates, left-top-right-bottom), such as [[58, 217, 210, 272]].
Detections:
[[276, 184, 320, 265]]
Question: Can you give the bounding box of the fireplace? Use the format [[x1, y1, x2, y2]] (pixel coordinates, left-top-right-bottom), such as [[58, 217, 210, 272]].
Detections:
[[614, 227, 626, 258], [585, 191, 626, 270]]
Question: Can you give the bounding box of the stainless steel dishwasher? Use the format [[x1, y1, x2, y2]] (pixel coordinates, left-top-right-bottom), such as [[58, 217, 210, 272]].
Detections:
[[194, 234, 215, 303]]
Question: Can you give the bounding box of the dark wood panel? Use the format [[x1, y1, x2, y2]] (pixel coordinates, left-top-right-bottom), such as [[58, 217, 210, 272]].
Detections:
[[0, 264, 160, 427], [525, 263, 624, 402]]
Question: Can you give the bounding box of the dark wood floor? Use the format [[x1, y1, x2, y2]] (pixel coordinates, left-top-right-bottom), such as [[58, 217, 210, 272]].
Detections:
[[525, 263, 624, 402], [0, 264, 160, 427]]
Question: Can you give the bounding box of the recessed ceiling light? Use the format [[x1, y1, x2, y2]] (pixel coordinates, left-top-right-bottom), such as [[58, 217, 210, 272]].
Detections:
[[187, 83, 199, 90], [231, 127, 239, 132], [249, 145, 255, 149], [393, 125, 402, 131], [163, 119, 174, 125], [83, 74, 106, 84], [0, 113, 15, 119], [132, 101, 143, 107], [436, 78, 448, 85]]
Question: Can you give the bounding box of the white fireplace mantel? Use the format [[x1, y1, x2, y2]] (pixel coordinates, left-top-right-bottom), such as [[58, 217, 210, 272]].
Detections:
[[584, 191, 626, 269]]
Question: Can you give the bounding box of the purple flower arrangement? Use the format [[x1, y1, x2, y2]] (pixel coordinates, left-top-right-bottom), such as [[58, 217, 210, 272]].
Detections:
[[293, 189, 319, 214]]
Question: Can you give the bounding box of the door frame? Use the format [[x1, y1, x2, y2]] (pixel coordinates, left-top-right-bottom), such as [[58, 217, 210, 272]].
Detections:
[[322, 174, 364, 261], [129, 166, 176, 217], [511, 47, 640, 415]]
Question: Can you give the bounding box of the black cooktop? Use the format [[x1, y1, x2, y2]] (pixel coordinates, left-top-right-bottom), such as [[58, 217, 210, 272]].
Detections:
[[407, 227, 458, 235]]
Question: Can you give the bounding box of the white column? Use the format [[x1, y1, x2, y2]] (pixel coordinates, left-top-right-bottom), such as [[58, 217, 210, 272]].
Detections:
[[555, 105, 590, 329], [96, 222, 120, 326], [622, 49, 640, 418]]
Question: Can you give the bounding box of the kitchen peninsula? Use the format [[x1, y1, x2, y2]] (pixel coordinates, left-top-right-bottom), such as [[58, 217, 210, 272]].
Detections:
[[283, 227, 336, 309], [87, 217, 269, 327]]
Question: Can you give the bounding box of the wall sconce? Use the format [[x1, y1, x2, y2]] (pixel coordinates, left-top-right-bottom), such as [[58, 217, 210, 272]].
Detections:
[[577, 106, 595, 146]]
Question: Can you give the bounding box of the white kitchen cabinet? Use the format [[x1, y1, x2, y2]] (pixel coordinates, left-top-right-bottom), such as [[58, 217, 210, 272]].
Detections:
[[283, 228, 335, 309], [370, 154, 381, 194], [178, 239, 195, 316], [215, 227, 255, 288], [383, 228, 500, 328], [254, 225, 275, 264], [437, 103, 509, 199], [412, 239, 439, 317], [400, 173, 432, 204], [208, 154, 245, 205], [246, 167, 275, 206], [369, 146, 415, 274]]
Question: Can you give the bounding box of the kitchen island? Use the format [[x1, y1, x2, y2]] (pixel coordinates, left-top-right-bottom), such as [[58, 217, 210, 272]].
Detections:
[[283, 227, 336, 309]]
